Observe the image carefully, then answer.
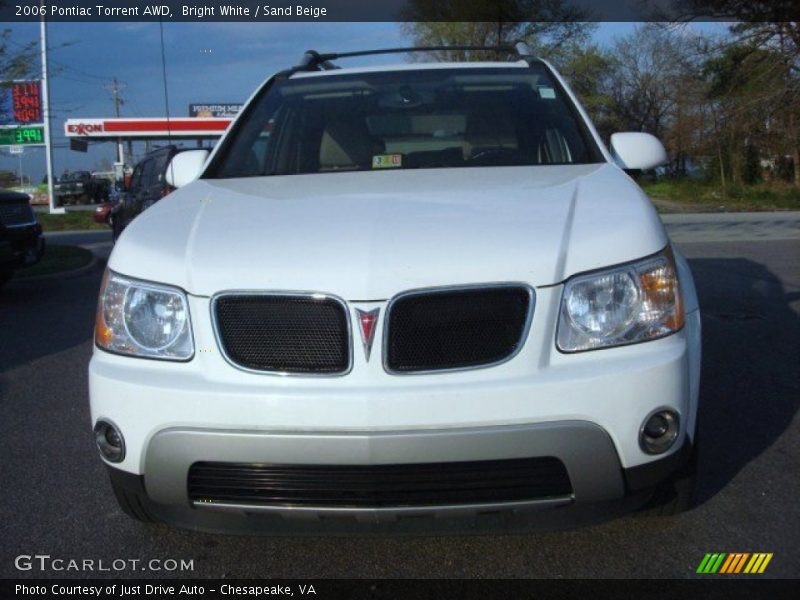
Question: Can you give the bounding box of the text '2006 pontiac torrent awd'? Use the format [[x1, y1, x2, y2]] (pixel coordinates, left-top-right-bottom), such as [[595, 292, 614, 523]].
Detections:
[[90, 45, 701, 532]]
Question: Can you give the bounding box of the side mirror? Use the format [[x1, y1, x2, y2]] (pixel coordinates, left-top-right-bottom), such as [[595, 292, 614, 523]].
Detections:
[[165, 149, 210, 188], [610, 132, 667, 171]]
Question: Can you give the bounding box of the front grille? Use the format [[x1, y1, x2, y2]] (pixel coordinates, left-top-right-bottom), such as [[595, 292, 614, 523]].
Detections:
[[0, 202, 34, 226], [188, 457, 572, 508], [386, 286, 532, 372], [213, 294, 350, 374]]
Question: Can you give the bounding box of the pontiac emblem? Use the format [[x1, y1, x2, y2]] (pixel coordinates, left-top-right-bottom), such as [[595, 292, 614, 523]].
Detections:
[[356, 308, 380, 362]]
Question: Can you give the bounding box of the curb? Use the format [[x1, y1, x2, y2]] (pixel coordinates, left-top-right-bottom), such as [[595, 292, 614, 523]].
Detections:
[[44, 229, 112, 237], [11, 254, 102, 283]]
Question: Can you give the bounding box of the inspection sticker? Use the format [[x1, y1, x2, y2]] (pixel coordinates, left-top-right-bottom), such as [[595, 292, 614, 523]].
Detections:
[[372, 154, 402, 169], [538, 86, 556, 99]]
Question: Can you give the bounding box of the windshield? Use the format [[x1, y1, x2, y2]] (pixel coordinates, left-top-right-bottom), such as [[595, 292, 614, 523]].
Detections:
[[206, 66, 602, 179], [61, 172, 89, 181]]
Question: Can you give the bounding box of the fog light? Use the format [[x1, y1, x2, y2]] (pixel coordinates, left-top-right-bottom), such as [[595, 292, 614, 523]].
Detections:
[[105, 427, 122, 447], [640, 409, 679, 455], [94, 420, 125, 463]]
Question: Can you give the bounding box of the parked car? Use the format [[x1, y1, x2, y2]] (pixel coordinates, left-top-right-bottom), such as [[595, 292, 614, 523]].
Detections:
[[54, 171, 109, 206], [90, 45, 701, 530], [110, 146, 185, 240], [93, 202, 116, 224], [0, 190, 45, 288]]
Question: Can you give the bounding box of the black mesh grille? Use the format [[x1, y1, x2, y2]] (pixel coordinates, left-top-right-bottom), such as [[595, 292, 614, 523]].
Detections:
[[214, 295, 349, 374], [386, 286, 532, 372], [0, 201, 34, 226], [188, 457, 572, 508]]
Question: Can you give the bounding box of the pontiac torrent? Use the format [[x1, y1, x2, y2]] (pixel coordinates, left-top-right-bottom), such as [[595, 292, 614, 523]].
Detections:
[[89, 45, 701, 531]]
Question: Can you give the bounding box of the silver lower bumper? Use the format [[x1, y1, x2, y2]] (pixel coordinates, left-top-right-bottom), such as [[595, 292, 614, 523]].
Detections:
[[143, 420, 625, 520]]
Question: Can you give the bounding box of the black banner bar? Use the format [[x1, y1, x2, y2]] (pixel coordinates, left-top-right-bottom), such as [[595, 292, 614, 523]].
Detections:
[[3, 579, 800, 600], [4, 0, 800, 22]]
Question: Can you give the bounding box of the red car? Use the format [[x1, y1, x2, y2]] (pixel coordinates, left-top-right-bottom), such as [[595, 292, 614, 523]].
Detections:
[[93, 202, 116, 224]]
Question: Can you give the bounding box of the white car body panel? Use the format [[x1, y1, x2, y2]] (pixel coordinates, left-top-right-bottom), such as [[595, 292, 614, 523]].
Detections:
[[90, 58, 701, 524], [110, 164, 668, 299]]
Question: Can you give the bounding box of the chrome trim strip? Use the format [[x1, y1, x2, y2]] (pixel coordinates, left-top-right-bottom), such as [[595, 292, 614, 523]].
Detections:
[[209, 290, 353, 377], [355, 307, 380, 362], [3, 220, 38, 228], [192, 496, 574, 519], [382, 282, 536, 375]]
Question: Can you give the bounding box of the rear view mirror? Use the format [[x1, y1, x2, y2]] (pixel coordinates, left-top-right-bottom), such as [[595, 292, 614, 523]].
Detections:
[[165, 149, 210, 188], [610, 132, 668, 171]]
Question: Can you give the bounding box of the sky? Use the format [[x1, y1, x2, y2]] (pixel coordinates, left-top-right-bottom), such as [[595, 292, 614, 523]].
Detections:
[[0, 21, 726, 183]]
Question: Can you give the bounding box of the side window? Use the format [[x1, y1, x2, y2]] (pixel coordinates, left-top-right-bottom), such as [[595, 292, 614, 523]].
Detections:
[[129, 165, 143, 192], [155, 152, 172, 185], [140, 159, 157, 189]]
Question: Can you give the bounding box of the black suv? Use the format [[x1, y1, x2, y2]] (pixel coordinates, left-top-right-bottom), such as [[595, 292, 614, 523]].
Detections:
[[54, 171, 110, 206], [111, 146, 187, 240], [0, 190, 45, 288]]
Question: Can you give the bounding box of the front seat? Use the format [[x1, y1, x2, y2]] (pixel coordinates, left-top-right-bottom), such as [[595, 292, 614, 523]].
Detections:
[[319, 117, 384, 171]]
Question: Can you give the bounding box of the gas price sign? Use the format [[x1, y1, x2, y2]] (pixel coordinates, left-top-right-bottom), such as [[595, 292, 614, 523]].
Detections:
[[12, 81, 42, 123], [0, 126, 45, 146]]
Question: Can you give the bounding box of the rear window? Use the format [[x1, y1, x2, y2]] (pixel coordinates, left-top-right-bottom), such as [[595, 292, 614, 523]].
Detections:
[[206, 66, 601, 179]]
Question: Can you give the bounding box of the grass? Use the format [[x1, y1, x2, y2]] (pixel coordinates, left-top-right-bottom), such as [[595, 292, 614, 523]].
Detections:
[[641, 180, 800, 213], [17, 244, 94, 278], [36, 210, 108, 232]]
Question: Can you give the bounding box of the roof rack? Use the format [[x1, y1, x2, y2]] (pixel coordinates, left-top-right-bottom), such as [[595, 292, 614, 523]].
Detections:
[[291, 43, 535, 73]]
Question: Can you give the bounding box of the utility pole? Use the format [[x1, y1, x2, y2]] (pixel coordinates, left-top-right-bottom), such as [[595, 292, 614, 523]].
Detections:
[[40, 9, 62, 214], [105, 77, 127, 165]]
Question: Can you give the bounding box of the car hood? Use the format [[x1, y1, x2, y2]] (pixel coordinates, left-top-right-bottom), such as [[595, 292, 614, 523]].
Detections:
[[0, 190, 32, 204], [110, 164, 667, 299]]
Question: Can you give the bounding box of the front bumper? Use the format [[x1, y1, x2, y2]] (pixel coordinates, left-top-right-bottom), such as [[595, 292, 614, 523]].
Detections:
[[0, 223, 44, 269], [106, 427, 693, 533], [89, 287, 700, 527], [145, 421, 624, 513]]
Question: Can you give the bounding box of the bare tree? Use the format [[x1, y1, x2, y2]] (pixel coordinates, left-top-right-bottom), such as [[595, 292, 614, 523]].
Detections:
[[671, 1, 800, 185], [400, 0, 594, 61], [0, 29, 37, 122]]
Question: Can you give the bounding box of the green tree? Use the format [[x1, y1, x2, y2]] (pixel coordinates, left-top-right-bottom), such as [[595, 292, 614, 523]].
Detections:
[[0, 168, 18, 188], [703, 43, 794, 187], [400, 0, 594, 61], [673, 2, 800, 185], [556, 44, 616, 139]]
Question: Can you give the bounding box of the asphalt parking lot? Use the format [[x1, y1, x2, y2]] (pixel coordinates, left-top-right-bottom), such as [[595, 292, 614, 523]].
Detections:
[[0, 213, 798, 579]]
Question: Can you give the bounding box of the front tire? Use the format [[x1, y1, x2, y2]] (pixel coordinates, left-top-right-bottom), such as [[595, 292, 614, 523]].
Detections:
[[111, 218, 122, 242], [110, 474, 160, 523], [0, 268, 13, 289], [638, 430, 699, 517]]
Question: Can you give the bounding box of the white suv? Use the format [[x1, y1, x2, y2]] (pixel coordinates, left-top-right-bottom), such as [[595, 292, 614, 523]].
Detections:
[[90, 45, 701, 531]]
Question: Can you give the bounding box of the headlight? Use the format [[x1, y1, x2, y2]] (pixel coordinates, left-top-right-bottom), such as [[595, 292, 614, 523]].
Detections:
[[557, 247, 684, 352], [95, 270, 194, 360]]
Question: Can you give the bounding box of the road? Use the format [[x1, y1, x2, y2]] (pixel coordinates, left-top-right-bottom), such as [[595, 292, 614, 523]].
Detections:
[[1, 213, 798, 579], [44, 230, 113, 261]]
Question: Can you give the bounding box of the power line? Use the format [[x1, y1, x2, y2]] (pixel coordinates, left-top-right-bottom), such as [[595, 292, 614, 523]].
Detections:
[[159, 20, 172, 145], [5, 36, 112, 81], [104, 78, 128, 163], [104, 78, 127, 118]]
